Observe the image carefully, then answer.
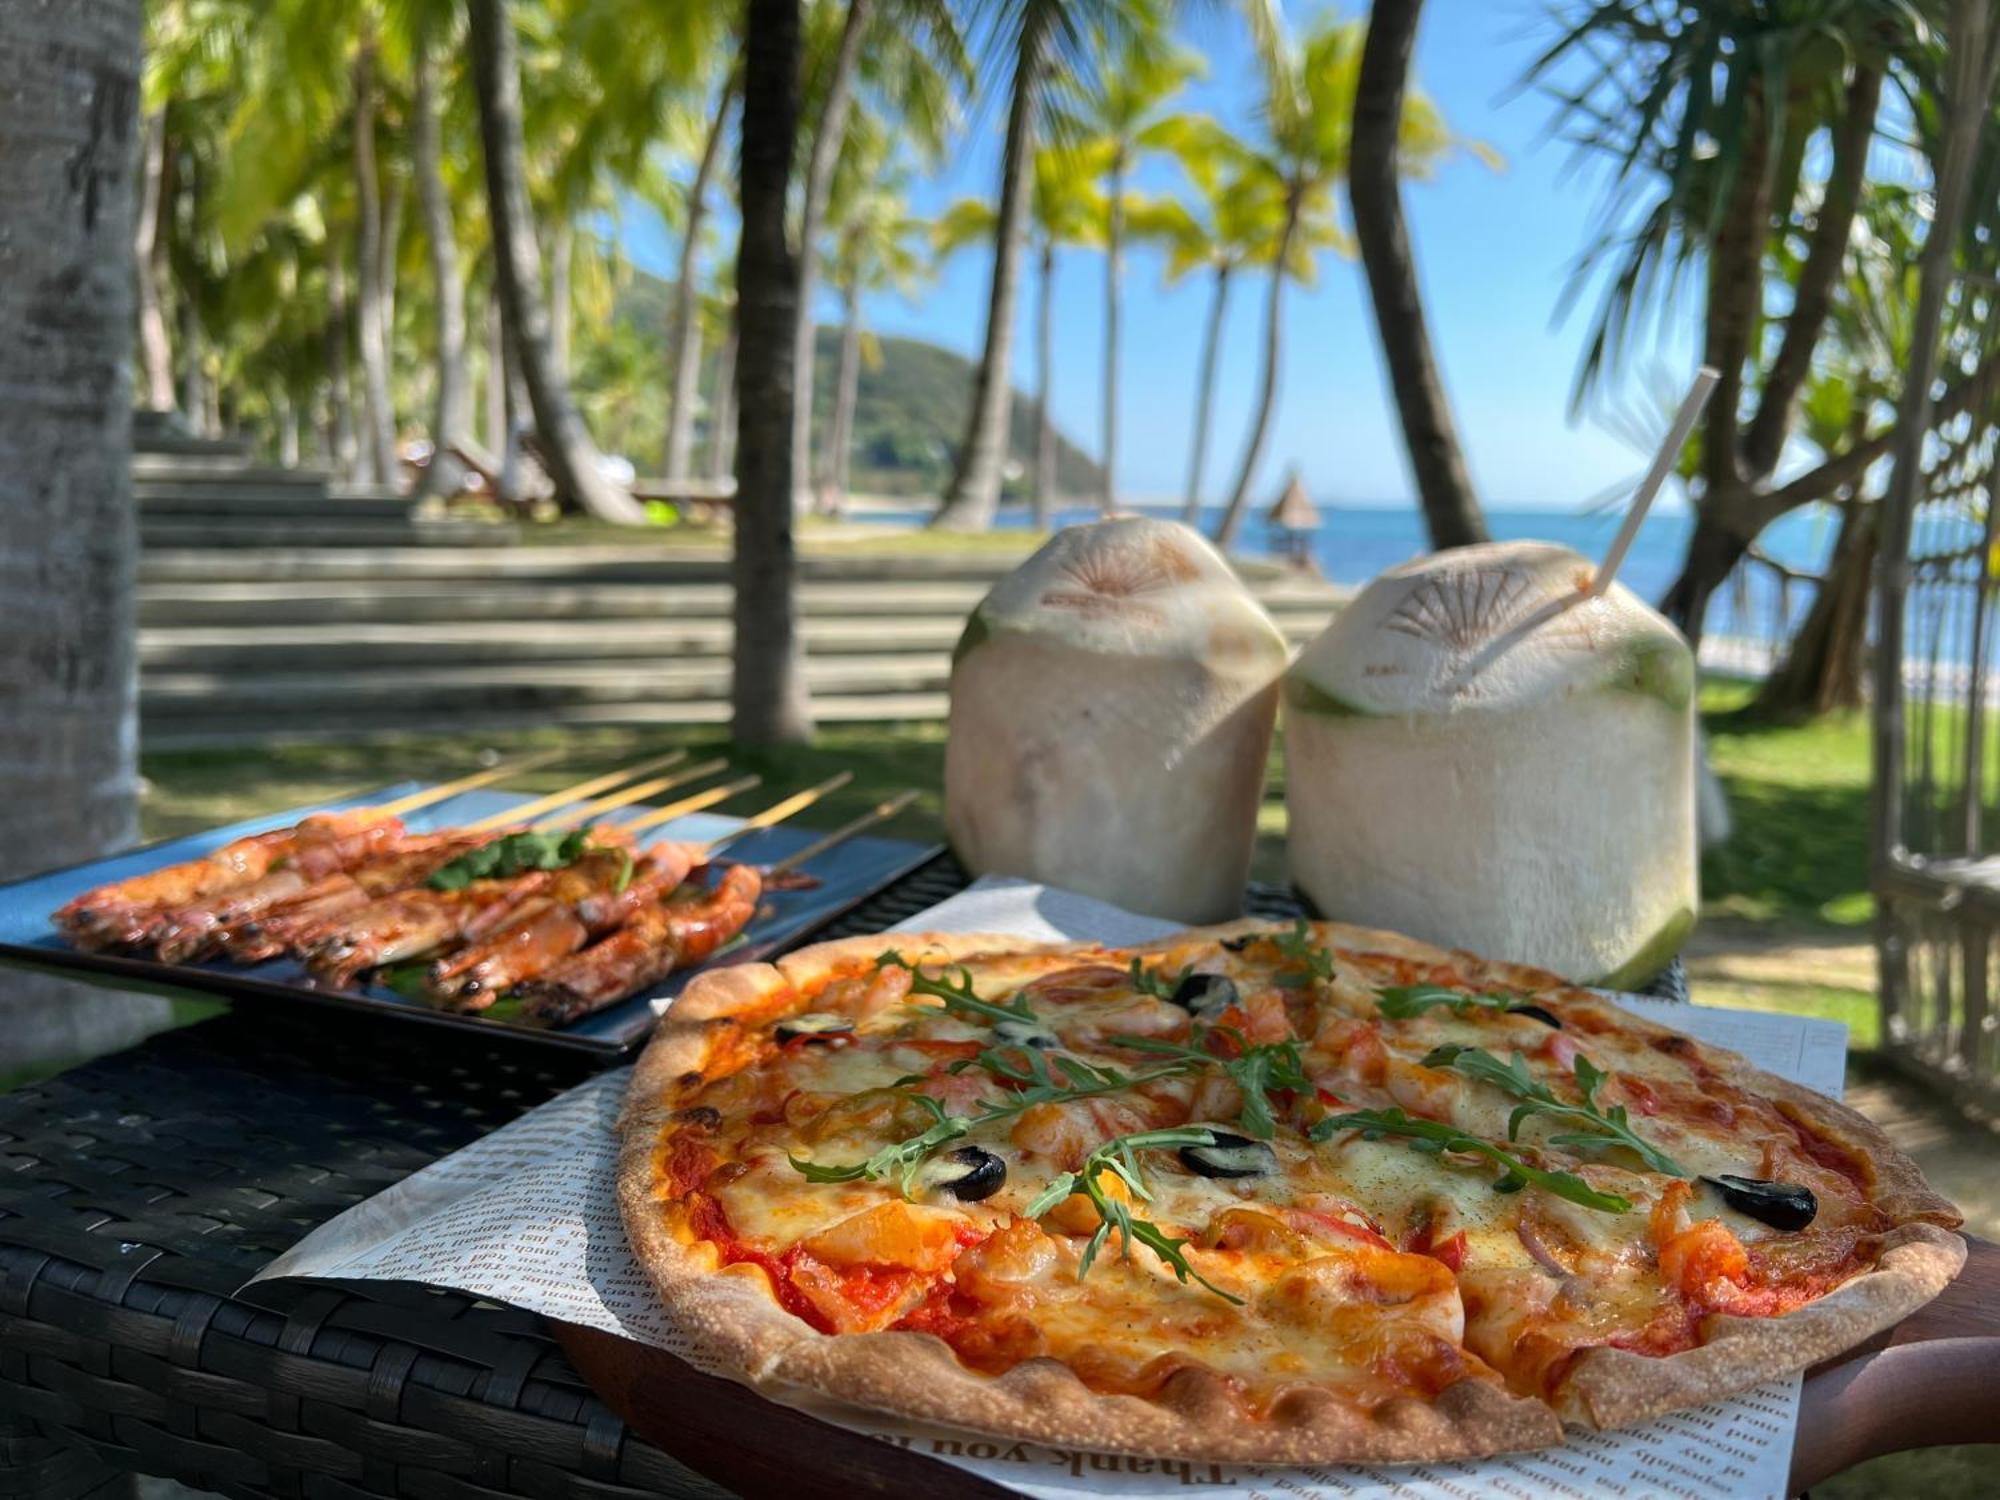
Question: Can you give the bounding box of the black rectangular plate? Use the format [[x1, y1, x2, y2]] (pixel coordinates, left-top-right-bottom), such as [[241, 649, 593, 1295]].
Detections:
[[0, 783, 939, 1055]]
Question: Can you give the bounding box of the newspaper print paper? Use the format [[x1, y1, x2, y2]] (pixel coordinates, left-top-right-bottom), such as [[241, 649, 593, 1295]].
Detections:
[[256, 877, 1848, 1500]]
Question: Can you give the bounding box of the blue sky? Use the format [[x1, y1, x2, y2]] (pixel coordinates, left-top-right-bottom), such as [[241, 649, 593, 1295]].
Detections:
[[627, 0, 1708, 511]]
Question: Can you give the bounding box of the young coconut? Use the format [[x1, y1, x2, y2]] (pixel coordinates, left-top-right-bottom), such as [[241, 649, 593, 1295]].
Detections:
[[945, 517, 1288, 924], [1285, 540, 1696, 987]]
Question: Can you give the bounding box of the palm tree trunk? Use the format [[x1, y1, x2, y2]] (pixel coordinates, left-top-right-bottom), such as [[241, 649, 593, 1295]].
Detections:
[[278, 389, 300, 467], [380, 168, 405, 364], [1181, 262, 1231, 525], [0, 0, 142, 873], [827, 284, 863, 502], [1658, 508, 1751, 646], [1697, 81, 1772, 500], [1753, 498, 1876, 719], [1100, 157, 1124, 515], [468, 0, 643, 522], [1350, 0, 1487, 550], [352, 33, 397, 486], [134, 108, 175, 412], [932, 5, 1050, 531], [180, 301, 208, 434], [1034, 239, 1056, 530], [733, 0, 815, 743], [792, 0, 871, 505], [1213, 201, 1299, 551], [414, 34, 469, 498], [483, 284, 506, 455], [325, 249, 359, 480], [707, 324, 738, 483], [549, 216, 573, 381], [666, 70, 738, 479]]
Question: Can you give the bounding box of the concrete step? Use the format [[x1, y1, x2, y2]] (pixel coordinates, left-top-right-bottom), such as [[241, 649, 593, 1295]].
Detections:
[[138, 519, 518, 550], [133, 576, 1341, 631], [140, 652, 955, 718], [139, 691, 954, 749], [133, 546, 1036, 585], [131, 449, 265, 478], [137, 616, 984, 668], [134, 474, 332, 501]]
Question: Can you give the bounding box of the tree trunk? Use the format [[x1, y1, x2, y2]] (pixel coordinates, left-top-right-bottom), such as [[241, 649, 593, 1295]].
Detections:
[[414, 34, 470, 498], [1697, 80, 1773, 500], [931, 5, 1049, 531], [325, 250, 359, 480], [133, 107, 175, 411], [1213, 201, 1299, 551], [1658, 506, 1753, 646], [549, 216, 573, 381], [1100, 157, 1124, 516], [483, 285, 506, 455], [352, 34, 397, 486], [277, 389, 300, 467], [1034, 239, 1056, 530], [380, 167, 405, 367], [707, 324, 738, 483], [1181, 262, 1231, 525], [732, 0, 815, 743], [792, 0, 871, 505], [1740, 63, 1883, 478], [1349, 0, 1487, 550], [826, 284, 863, 502], [468, 0, 643, 522], [0, 0, 142, 875], [666, 70, 737, 479], [1753, 499, 1876, 719], [180, 300, 207, 433]]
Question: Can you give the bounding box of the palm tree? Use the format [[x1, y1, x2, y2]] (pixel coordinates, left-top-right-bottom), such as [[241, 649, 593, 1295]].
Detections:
[[734, 0, 815, 742], [467, 0, 644, 521], [1057, 25, 1202, 514], [1351, 0, 1487, 550], [819, 146, 929, 505], [935, 141, 1104, 527], [351, 23, 398, 484], [412, 16, 471, 496], [2, 0, 143, 874], [663, 61, 738, 480]]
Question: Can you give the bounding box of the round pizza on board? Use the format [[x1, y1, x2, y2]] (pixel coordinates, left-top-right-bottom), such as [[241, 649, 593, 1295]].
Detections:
[[616, 920, 1963, 1464]]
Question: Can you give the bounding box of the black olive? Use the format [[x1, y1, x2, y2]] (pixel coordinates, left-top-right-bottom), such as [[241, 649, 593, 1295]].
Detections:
[[1178, 1131, 1277, 1179], [1702, 1174, 1818, 1231], [1219, 935, 1257, 953], [921, 1146, 1007, 1202], [776, 1012, 854, 1043], [1170, 972, 1240, 1018], [993, 1017, 1060, 1050], [1507, 1004, 1564, 1029]]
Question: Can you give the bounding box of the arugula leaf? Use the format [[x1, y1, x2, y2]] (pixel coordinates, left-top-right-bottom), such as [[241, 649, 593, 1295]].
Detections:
[[1272, 919, 1334, 987], [1025, 1127, 1242, 1303], [1126, 956, 1191, 1002], [876, 950, 1043, 1028], [1111, 1027, 1310, 1141], [787, 1093, 971, 1196], [1375, 984, 1516, 1021], [1420, 1044, 1689, 1178], [428, 827, 597, 890], [1311, 1107, 1632, 1214]]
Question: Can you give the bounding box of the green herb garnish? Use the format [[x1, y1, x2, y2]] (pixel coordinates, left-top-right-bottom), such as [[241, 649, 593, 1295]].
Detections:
[[428, 828, 598, 891], [876, 950, 1043, 1028], [1375, 984, 1516, 1020], [1110, 1028, 1311, 1141], [786, 1047, 1196, 1196], [1311, 1107, 1632, 1214], [1419, 1044, 1689, 1178], [1024, 1127, 1242, 1303], [1272, 919, 1335, 988], [1126, 956, 1191, 1002]]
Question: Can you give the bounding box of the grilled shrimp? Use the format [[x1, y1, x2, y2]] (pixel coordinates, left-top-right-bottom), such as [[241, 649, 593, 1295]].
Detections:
[[297, 873, 554, 988], [515, 863, 763, 1025], [217, 834, 499, 962], [425, 842, 698, 1009]]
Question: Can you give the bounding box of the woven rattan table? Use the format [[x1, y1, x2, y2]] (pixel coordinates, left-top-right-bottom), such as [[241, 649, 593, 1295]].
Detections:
[[0, 855, 1700, 1500]]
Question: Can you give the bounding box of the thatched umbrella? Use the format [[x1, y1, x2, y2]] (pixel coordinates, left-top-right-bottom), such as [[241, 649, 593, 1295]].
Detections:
[[1265, 470, 1321, 568]]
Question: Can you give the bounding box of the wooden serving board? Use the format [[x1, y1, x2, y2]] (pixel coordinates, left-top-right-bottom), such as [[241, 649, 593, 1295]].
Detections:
[[554, 1236, 2000, 1499]]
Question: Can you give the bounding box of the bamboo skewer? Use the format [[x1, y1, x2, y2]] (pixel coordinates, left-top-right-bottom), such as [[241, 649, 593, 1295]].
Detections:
[[460, 751, 690, 831], [699, 772, 855, 857], [529, 759, 730, 829], [767, 789, 919, 874], [371, 748, 571, 819], [616, 775, 765, 835]]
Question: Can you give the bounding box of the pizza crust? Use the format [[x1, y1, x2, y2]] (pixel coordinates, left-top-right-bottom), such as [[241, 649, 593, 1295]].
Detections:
[[617, 922, 1965, 1462]]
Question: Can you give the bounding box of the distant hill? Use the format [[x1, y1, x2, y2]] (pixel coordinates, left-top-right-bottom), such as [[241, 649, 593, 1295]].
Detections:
[[606, 270, 1102, 498]]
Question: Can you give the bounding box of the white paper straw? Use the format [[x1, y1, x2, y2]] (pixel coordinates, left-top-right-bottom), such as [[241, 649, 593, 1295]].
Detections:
[[1590, 366, 1721, 597]]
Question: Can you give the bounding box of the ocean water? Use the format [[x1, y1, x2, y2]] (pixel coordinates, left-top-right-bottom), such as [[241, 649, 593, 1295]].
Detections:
[[860, 500, 1846, 645]]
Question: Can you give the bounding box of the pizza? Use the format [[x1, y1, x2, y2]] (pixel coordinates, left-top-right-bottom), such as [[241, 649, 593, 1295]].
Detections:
[[616, 919, 1963, 1463]]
